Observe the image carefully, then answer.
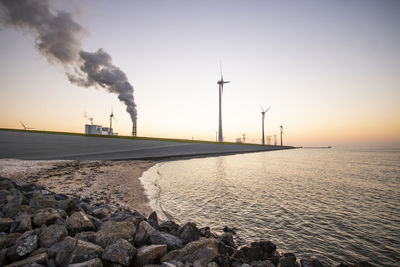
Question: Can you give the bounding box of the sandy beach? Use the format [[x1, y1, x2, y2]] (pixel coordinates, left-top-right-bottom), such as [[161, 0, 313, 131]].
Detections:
[[0, 159, 156, 217]]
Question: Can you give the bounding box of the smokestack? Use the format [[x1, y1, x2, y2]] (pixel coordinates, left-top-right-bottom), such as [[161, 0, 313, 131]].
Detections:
[[132, 119, 137, 137], [0, 0, 137, 128]]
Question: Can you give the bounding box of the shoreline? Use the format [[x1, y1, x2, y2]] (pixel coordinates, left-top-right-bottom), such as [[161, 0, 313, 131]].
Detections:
[[0, 159, 157, 217]]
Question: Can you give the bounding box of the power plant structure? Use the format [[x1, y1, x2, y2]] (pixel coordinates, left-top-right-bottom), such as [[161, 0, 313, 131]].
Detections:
[[84, 110, 118, 136], [261, 106, 270, 145], [132, 119, 137, 137], [217, 64, 230, 142]]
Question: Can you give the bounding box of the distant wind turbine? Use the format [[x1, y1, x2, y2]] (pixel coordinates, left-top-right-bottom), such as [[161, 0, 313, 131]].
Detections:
[[280, 124, 284, 146], [261, 106, 270, 145], [109, 107, 117, 131], [20, 121, 34, 130], [217, 63, 230, 142]]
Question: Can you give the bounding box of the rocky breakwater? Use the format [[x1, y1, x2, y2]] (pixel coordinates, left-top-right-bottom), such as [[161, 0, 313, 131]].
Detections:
[[0, 176, 372, 267]]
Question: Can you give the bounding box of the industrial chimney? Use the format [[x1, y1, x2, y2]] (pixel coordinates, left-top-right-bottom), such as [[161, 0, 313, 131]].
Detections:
[[132, 119, 137, 137]]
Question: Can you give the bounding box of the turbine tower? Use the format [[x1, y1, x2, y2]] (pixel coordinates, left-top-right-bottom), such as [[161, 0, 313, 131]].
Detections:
[[217, 64, 230, 142], [261, 106, 270, 145], [280, 125, 283, 146], [109, 107, 114, 130]]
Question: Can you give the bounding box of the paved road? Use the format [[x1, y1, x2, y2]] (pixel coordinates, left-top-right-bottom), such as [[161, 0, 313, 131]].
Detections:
[[0, 130, 293, 160]]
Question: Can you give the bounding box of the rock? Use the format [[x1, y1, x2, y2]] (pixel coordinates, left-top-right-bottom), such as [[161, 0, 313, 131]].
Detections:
[[208, 262, 220, 267], [10, 213, 32, 233], [159, 221, 181, 236], [63, 199, 83, 215], [3, 193, 24, 218], [135, 244, 168, 267], [135, 220, 156, 246], [250, 260, 275, 267], [200, 227, 216, 239], [30, 194, 55, 212], [7, 230, 39, 260], [299, 257, 323, 267], [33, 208, 61, 227], [40, 224, 68, 248], [91, 207, 109, 219], [4, 232, 21, 248], [0, 178, 15, 189], [68, 258, 103, 267], [94, 220, 137, 248], [0, 248, 7, 266], [65, 211, 96, 236], [149, 230, 183, 251], [223, 226, 236, 235], [161, 238, 219, 265], [218, 233, 235, 248], [102, 238, 136, 266], [48, 241, 63, 259], [110, 210, 145, 222], [148, 211, 159, 229], [278, 252, 298, 267], [70, 239, 104, 265], [0, 217, 13, 232], [5, 252, 48, 267], [75, 231, 97, 243], [56, 236, 104, 266], [179, 222, 200, 245]]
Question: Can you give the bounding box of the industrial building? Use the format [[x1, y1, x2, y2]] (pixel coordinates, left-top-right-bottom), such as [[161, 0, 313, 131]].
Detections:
[[85, 124, 117, 136]]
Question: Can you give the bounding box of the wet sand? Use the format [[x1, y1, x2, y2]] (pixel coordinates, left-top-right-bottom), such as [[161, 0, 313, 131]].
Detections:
[[0, 159, 156, 217]]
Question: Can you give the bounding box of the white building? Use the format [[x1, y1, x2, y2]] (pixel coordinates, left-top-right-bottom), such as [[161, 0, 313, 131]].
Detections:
[[85, 124, 117, 135]]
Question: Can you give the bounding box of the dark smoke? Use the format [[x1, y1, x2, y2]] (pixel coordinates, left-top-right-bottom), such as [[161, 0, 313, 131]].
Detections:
[[0, 0, 137, 122]]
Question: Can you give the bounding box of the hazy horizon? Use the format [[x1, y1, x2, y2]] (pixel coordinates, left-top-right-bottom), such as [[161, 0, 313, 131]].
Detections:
[[1, 0, 399, 146]]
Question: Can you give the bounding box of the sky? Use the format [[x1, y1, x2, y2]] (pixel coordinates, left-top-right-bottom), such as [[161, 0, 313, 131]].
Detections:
[[0, 0, 399, 146]]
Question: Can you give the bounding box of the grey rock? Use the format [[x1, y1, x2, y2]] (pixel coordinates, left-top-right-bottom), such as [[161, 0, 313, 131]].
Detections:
[[159, 221, 181, 236], [0, 217, 14, 232], [135, 244, 168, 267], [3, 193, 24, 218], [91, 207, 109, 219], [75, 231, 97, 243], [56, 237, 78, 266], [218, 233, 235, 248], [135, 220, 156, 246], [48, 241, 63, 259], [40, 224, 68, 248], [68, 258, 103, 267], [0, 248, 6, 267], [4, 232, 21, 248], [94, 219, 137, 248], [70, 239, 104, 265], [148, 211, 159, 229], [251, 260, 275, 267], [33, 208, 61, 227], [102, 238, 136, 266], [299, 257, 323, 267], [65, 211, 96, 236], [5, 252, 48, 267], [63, 199, 83, 215], [110, 210, 145, 222], [7, 230, 39, 261], [10, 213, 32, 233], [179, 223, 200, 245], [30, 194, 55, 212], [161, 238, 219, 265], [0, 178, 15, 190], [150, 230, 183, 251]]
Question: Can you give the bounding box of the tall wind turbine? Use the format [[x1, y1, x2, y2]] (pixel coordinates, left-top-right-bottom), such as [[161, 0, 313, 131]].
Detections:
[[109, 107, 117, 134], [261, 106, 270, 145], [280, 124, 284, 146], [217, 64, 230, 142]]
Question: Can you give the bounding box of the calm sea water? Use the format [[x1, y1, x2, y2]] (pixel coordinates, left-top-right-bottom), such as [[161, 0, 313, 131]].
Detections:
[[140, 146, 400, 266]]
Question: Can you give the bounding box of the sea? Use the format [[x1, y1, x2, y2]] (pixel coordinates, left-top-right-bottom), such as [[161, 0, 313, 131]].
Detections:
[[140, 146, 400, 266]]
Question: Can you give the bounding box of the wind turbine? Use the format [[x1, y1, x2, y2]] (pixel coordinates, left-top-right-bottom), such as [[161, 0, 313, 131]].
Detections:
[[217, 63, 230, 142], [261, 106, 270, 145], [19, 121, 34, 130], [280, 124, 284, 146]]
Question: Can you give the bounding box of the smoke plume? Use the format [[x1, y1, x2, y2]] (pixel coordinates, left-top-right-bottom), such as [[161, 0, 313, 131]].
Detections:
[[0, 0, 137, 122]]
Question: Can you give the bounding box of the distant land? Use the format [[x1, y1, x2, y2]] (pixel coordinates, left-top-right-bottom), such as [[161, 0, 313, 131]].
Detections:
[[0, 129, 294, 160]]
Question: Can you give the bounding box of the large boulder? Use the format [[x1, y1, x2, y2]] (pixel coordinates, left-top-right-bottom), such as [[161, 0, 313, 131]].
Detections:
[[148, 211, 159, 229], [218, 233, 236, 248], [134, 220, 156, 246], [161, 238, 220, 265], [179, 222, 201, 245], [110, 210, 145, 222], [55, 236, 104, 266], [10, 213, 31, 233], [278, 252, 298, 267], [235, 240, 278, 264], [0, 217, 13, 232], [149, 230, 183, 251], [63, 199, 83, 215], [94, 219, 137, 248], [29, 194, 55, 212], [39, 224, 68, 248], [298, 257, 323, 267], [6, 230, 39, 261], [33, 208, 62, 227], [75, 231, 97, 243], [102, 238, 136, 266], [135, 244, 167, 267], [2, 192, 24, 218], [159, 221, 181, 236], [5, 252, 48, 267], [65, 211, 96, 236]]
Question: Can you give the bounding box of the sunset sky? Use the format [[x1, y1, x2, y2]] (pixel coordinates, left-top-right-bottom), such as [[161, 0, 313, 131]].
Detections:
[[0, 0, 399, 146]]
